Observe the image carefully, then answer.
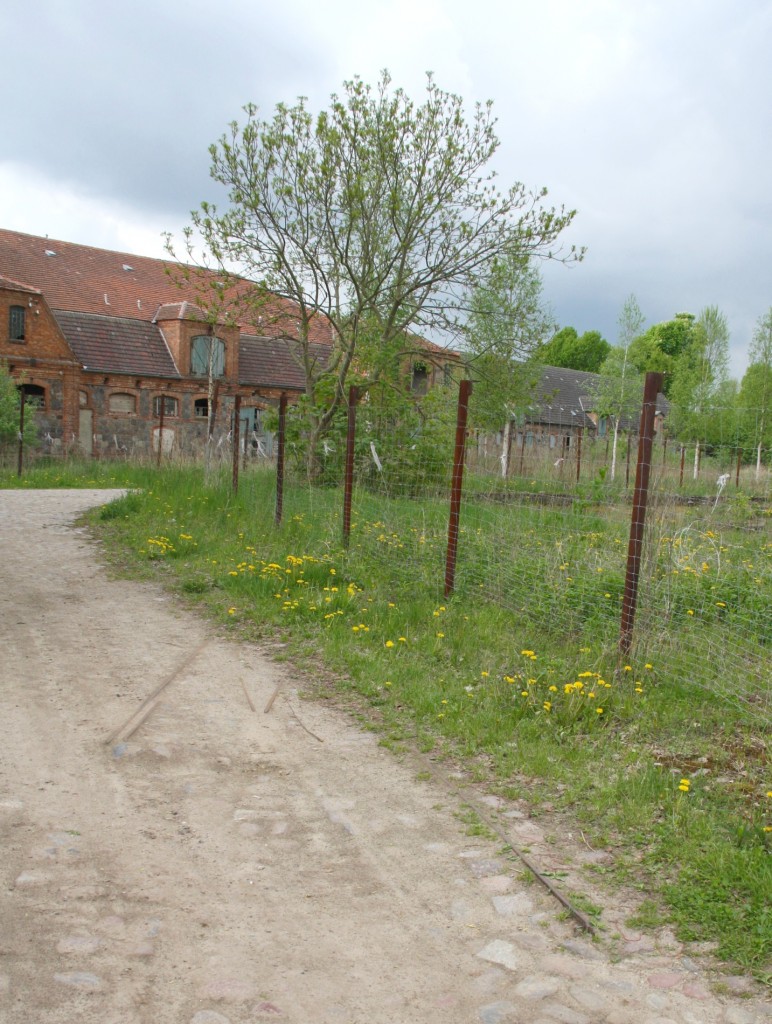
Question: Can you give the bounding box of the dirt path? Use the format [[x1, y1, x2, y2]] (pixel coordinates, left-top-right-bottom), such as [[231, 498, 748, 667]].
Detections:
[[0, 489, 768, 1024]]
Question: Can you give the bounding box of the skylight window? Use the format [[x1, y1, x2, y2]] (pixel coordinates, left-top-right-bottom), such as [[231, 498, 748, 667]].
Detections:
[[44, 249, 56, 256]]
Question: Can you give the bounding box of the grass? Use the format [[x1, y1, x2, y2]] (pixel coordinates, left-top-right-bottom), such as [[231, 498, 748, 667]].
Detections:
[[2, 455, 771, 979]]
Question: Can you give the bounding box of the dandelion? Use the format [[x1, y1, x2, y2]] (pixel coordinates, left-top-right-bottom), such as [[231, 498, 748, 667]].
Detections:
[[384, 680, 392, 688], [623, 665, 632, 672], [543, 701, 552, 711], [596, 707, 604, 715], [687, 609, 695, 616], [481, 671, 489, 678], [521, 690, 529, 697], [520, 649, 535, 657], [645, 663, 653, 669], [398, 636, 407, 643], [385, 640, 395, 648], [436, 632, 445, 639], [678, 778, 691, 792], [227, 607, 236, 615]]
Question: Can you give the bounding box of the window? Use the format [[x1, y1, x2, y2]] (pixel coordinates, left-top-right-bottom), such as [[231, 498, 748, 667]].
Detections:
[[9, 305, 25, 341], [191, 335, 225, 377], [153, 395, 179, 417], [19, 384, 45, 409], [194, 398, 209, 418], [108, 392, 136, 414], [411, 362, 428, 395]]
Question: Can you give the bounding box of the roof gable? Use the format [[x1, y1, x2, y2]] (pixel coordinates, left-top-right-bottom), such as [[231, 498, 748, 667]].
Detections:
[[54, 310, 180, 378]]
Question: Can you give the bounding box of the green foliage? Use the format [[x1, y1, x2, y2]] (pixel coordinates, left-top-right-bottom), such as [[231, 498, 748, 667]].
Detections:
[[738, 309, 772, 450], [175, 70, 579, 475], [537, 326, 611, 373], [0, 366, 38, 446], [465, 254, 554, 431]]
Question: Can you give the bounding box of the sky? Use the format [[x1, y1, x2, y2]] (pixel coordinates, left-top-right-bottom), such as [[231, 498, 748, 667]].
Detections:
[[2, 0, 770, 379]]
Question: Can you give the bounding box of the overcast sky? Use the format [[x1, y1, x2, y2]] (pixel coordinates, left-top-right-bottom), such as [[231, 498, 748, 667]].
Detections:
[[2, 0, 770, 378]]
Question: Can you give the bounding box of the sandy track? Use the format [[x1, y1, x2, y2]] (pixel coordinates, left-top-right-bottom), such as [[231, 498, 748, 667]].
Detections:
[[0, 489, 768, 1024]]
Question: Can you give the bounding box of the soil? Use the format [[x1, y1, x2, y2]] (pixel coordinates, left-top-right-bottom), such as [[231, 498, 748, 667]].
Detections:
[[0, 489, 769, 1024]]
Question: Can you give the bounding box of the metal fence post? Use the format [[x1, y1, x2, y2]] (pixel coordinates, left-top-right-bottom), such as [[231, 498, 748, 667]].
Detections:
[[17, 384, 25, 477], [620, 372, 664, 656], [275, 394, 287, 526], [232, 395, 241, 495], [445, 380, 473, 597], [342, 385, 359, 549]]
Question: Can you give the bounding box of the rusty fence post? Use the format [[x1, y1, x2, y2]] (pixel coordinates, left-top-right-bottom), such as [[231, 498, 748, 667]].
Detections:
[[157, 395, 165, 467], [445, 380, 473, 597], [275, 394, 287, 526], [17, 384, 25, 478], [735, 447, 742, 487], [232, 395, 241, 495], [342, 385, 359, 549], [575, 427, 583, 482], [620, 372, 664, 656]]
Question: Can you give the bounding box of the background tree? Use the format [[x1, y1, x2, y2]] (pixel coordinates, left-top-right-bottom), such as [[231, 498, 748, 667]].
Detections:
[[667, 306, 731, 449], [174, 71, 580, 477], [628, 311, 699, 391], [0, 366, 38, 448], [738, 308, 772, 479], [593, 294, 646, 480], [536, 325, 610, 372], [465, 253, 553, 436]]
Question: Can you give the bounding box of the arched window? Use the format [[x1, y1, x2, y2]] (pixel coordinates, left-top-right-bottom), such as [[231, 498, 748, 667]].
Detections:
[[108, 392, 136, 413], [191, 335, 225, 377], [9, 305, 25, 341]]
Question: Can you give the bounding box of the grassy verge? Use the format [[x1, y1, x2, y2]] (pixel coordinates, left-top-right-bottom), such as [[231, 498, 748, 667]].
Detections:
[[3, 458, 770, 979]]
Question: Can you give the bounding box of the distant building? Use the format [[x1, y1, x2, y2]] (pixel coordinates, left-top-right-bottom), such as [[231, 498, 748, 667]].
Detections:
[[0, 229, 331, 457]]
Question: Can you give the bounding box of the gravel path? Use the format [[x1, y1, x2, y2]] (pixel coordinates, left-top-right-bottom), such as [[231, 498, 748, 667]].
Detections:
[[0, 489, 769, 1024]]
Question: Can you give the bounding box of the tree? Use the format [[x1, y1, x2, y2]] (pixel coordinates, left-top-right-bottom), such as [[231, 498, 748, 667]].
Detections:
[[738, 308, 772, 479], [667, 306, 731, 448], [537, 326, 610, 373], [629, 311, 698, 391], [465, 253, 554, 435], [0, 365, 37, 447], [594, 294, 646, 480], [175, 71, 580, 476]]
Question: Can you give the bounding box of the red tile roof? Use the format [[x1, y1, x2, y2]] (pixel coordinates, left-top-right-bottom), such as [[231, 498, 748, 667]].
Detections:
[[54, 311, 180, 378], [239, 335, 329, 391], [0, 228, 333, 344]]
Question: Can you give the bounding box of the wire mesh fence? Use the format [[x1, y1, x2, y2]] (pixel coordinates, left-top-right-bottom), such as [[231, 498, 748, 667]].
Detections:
[[293, 377, 772, 725]]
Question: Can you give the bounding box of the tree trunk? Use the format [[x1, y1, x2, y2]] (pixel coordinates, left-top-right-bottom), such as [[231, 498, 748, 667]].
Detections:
[[693, 440, 700, 481], [501, 419, 512, 478], [610, 419, 619, 481]]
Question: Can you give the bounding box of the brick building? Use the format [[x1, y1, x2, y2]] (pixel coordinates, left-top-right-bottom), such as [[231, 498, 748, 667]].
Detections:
[[0, 229, 332, 457]]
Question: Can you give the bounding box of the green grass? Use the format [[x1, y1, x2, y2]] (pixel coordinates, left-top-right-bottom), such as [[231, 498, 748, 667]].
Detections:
[[3, 457, 771, 978]]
